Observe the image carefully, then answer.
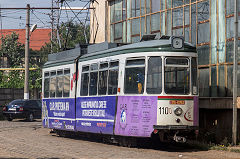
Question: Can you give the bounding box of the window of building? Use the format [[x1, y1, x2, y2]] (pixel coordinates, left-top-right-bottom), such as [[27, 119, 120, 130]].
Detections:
[[147, 56, 162, 94], [173, 0, 183, 8], [124, 58, 145, 94], [173, 7, 183, 28], [151, 13, 160, 33], [115, 0, 122, 22], [197, 22, 210, 44], [152, 0, 160, 13], [197, 1, 209, 22], [132, 18, 140, 35]]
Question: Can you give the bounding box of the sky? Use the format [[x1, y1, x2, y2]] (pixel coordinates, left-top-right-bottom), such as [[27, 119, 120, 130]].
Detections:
[[0, 0, 90, 29]]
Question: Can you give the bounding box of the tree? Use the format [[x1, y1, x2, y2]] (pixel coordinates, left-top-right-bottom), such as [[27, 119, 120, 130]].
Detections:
[[0, 32, 25, 67], [41, 21, 90, 53], [0, 32, 42, 93]]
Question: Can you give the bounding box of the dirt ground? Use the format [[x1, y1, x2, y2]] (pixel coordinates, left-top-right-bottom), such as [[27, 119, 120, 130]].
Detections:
[[0, 120, 239, 159]]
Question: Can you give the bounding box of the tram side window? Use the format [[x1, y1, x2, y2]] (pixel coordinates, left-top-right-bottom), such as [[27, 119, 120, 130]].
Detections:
[[80, 66, 89, 96], [108, 61, 119, 95], [147, 57, 162, 94], [89, 63, 98, 96], [164, 58, 190, 94], [124, 59, 145, 94], [98, 63, 108, 95], [56, 70, 63, 97], [50, 71, 56, 97], [63, 69, 70, 97], [44, 72, 50, 98]]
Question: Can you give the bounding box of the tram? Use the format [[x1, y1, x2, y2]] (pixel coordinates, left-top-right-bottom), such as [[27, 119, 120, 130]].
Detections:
[[42, 36, 198, 143]]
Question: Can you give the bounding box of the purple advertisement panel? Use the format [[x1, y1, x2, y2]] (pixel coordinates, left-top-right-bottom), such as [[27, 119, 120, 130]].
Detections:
[[115, 96, 157, 137], [76, 96, 116, 135], [193, 96, 199, 126], [42, 98, 76, 131]]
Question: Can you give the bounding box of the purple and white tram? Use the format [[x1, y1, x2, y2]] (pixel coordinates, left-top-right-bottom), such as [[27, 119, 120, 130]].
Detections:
[[42, 36, 198, 143]]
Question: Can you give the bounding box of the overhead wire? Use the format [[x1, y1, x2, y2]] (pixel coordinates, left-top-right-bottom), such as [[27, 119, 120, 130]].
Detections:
[[65, 0, 90, 43], [31, 9, 46, 26]]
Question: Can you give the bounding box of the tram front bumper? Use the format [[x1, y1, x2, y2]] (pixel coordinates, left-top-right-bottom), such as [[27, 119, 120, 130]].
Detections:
[[153, 125, 198, 130], [153, 125, 199, 142]]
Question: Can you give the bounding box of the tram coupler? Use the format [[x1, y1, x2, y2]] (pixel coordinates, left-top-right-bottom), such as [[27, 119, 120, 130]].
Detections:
[[173, 131, 186, 143]]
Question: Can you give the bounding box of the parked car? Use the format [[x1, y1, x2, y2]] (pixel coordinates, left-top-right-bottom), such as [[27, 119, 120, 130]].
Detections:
[[2, 99, 42, 121]]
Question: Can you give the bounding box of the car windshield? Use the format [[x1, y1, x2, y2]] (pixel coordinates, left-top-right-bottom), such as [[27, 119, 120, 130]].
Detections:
[[8, 101, 24, 106]]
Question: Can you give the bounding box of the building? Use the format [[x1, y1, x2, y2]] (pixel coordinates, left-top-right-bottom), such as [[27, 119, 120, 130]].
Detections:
[[90, 0, 240, 142], [0, 28, 51, 50]]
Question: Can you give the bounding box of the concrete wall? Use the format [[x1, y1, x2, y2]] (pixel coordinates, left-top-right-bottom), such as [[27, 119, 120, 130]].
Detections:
[[90, 0, 108, 43]]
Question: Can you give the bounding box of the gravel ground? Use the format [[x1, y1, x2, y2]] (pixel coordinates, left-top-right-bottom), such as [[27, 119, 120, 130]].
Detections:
[[0, 120, 239, 159]]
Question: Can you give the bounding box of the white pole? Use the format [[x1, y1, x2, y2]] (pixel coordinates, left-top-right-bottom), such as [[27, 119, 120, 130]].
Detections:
[[24, 4, 30, 100]]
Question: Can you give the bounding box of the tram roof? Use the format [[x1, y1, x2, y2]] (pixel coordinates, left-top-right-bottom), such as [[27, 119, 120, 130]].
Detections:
[[78, 38, 196, 62], [43, 47, 81, 68], [43, 38, 196, 68]]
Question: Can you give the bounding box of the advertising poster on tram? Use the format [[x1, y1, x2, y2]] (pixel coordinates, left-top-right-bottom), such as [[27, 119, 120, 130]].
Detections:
[[114, 96, 157, 137], [42, 98, 76, 131], [76, 96, 116, 134]]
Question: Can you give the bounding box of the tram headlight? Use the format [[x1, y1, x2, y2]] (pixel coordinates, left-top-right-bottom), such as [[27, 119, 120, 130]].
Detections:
[[174, 107, 183, 116], [171, 36, 184, 49]]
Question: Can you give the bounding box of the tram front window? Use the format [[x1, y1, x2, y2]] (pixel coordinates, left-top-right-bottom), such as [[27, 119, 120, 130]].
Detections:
[[164, 58, 189, 95]]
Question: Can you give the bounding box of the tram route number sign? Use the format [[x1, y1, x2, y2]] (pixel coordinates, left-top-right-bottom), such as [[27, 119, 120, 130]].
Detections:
[[159, 107, 172, 115], [169, 100, 185, 105]]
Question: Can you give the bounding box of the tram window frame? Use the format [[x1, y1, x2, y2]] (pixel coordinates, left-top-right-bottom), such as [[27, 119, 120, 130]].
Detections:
[[56, 69, 63, 98], [50, 71, 57, 98], [124, 58, 145, 94], [164, 57, 190, 95], [63, 68, 70, 97], [80, 65, 90, 96], [98, 62, 109, 95], [146, 56, 162, 94], [89, 63, 98, 96], [108, 61, 119, 95], [191, 57, 198, 95], [44, 72, 50, 98]]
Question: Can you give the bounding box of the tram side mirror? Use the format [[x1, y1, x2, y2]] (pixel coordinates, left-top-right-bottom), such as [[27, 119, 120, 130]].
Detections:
[[193, 86, 198, 95], [171, 36, 184, 49]]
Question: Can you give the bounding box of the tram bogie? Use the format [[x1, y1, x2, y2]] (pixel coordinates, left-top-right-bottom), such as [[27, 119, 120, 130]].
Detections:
[[42, 36, 199, 144]]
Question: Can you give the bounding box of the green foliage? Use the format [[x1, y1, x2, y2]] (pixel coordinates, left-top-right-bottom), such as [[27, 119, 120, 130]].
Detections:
[[0, 32, 42, 90], [29, 64, 42, 89], [0, 70, 24, 88], [41, 21, 90, 53], [0, 32, 25, 67], [30, 48, 48, 68]]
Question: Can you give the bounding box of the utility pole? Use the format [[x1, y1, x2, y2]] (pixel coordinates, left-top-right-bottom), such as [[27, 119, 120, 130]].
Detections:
[[232, 0, 238, 145], [24, 4, 30, 100], [51, 0, 54, 53]]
